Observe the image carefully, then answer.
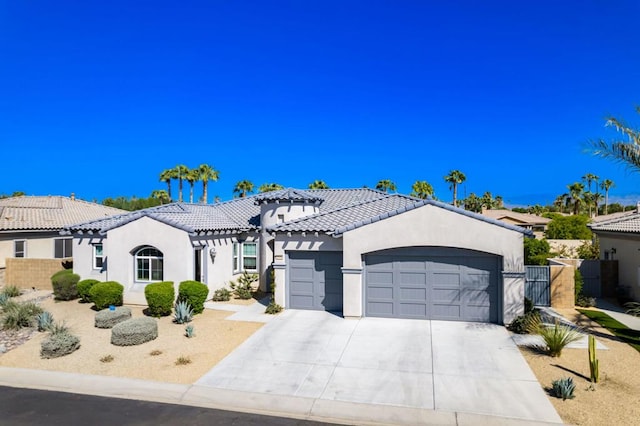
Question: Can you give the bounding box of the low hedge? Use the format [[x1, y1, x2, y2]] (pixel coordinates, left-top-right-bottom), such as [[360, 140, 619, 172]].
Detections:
[[95, 306, 132, 329], [144, 281, 175, 317], [40, 332, 80, 359], [77, 279, 100, 303], [51, 270, 80, 301], [89, 281, 124, 310], [177, 280, 208, 314]]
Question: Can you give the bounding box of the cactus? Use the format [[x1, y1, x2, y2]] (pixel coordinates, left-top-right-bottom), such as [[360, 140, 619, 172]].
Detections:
[[173, 300, 194, 324], [588, 334, 599, 383], [551, 377, 576, 400]]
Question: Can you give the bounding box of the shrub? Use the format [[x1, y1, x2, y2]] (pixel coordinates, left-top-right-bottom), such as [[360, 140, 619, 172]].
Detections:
[[524, 297, 534, 314], [229, 271, 258, 300], [95, 306, 132, 329], [175, 356, 191, 365], [2, 301, 43, 330], [576, 295, 596, 308], [177, 281, 208, 314], [2, 285, 21, 298], [100, 354, 114, 363], [111, 317, 158, 346], [48, 321, 70, 336], [77, 279, 100, 303], [551, 377, 576, 400], [173, 300, 194, 324], [144, 281, 175, 317], [508, 310, 541, 335], [211, 287, 231, 302], [40, 332, 80, 359], [51, 270, 80, 301], [36, 311, 54, 332], [574, 269, 584, 303], [265, 301, 283, 315], [625, 302, 640, 317], [89, 281, 124, 310], [149, 349, 162, 356], [530, 319, 583, 357]]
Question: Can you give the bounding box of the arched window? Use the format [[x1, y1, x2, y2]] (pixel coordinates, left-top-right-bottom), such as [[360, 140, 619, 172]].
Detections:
[[135, 246, 163, 282]]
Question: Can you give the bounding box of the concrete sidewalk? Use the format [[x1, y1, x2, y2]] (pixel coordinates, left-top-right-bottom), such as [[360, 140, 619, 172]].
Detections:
[[0, 367, 560, 426], [596, 299, 640, 331]]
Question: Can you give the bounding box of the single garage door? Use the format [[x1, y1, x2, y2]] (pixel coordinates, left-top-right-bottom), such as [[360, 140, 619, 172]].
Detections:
[[288, 251, 343, 312], [365, 247, 499, 322]]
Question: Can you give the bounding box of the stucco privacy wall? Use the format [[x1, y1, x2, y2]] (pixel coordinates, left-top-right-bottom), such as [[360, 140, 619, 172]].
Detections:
[[0, 232, 61, 268], [341, 204, 526, 323], [272, 234, 344, 307], [598, 233, 640, 301], [5, 258, 70, 290]]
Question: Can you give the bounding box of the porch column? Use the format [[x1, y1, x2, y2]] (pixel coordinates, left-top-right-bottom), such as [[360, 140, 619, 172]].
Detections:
[[342, 267, 363, 318], [502, 271, 525, 324]]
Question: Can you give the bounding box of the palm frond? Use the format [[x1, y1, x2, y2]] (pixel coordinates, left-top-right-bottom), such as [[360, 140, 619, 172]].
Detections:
[[587, 139, 640, 173]]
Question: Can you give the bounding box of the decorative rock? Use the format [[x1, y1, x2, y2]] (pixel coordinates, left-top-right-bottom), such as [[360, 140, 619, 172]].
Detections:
[[95, 306, 132, 329], [111, 317, 158, 346]]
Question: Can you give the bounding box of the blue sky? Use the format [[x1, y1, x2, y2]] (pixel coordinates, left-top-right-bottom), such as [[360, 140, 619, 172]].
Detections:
[[1, 1, 640, 206]]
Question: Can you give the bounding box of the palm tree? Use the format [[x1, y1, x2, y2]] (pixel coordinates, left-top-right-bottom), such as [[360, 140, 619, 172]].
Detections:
[[308, 180, 329, 190], [258, 183, 284, 193], [198, 164, 219, 204], [582, 173, 599, 193], [553, 194, 567, 213], [375, 179, 397, 193], [233, 180, 255, 198], [588, 106, 640, 171], [600, 179, 615, 215], [592, 191, 603, 217], [185, 168, 200, 203], [568, 182, 585, 215], [173, 164, 190, 202], [159, 169, 176, 201], [444, 170, 466, 207], [410, 180, 434, 199], [150, 189, 170, 205]]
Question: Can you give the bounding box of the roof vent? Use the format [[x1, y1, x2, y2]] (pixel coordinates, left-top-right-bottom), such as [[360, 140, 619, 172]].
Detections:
[[71, 193, 75, 201]]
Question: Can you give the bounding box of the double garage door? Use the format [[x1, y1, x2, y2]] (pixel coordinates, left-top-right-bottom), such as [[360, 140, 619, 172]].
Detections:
[[366, 247, 500, 322], [288, 248, 500, 322]]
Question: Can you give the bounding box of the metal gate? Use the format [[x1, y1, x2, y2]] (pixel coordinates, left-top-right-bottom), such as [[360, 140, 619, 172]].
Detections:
[[525, 266, 550, 306], [579, 260, 601, 297]]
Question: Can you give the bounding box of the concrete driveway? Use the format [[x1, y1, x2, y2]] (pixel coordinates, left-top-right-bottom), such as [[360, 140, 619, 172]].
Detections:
[[197, 310, 561, 424]]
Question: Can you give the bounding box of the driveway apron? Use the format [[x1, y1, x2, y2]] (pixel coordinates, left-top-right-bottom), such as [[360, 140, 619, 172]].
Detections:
[[196, 310, 561, 423]]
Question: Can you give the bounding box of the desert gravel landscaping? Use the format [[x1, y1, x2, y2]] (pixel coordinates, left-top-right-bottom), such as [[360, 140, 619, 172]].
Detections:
[[0, 292, 263, 384], [518, 307, 640, 426]]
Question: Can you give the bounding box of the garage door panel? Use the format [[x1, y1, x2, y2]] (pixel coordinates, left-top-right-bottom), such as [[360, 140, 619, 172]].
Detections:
[[366, 248, 499, 322], [289, 251, 344, 312]]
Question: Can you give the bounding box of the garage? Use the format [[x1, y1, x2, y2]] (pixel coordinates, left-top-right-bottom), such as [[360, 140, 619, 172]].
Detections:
[[288, 251, 343, 312], [365, 247, 500, 322]]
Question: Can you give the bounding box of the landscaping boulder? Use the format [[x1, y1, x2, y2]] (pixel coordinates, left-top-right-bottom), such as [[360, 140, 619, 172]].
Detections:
[[111, 317, 158, 346], [95, 306, 132, 329]]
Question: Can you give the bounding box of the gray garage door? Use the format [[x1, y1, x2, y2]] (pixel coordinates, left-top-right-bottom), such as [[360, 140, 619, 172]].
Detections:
[[365, 247, 499, 322], [288, 251, 343, 312]]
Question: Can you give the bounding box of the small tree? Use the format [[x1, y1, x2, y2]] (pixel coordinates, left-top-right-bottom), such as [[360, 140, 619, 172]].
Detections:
[[524, 238, 553, 265], [545, 215, 592, 239]]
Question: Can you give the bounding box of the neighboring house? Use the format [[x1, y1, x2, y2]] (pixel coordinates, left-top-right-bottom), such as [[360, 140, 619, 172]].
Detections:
[[589, 213, 640, 302], [480, 209, 551, 239], [0, 195, 125, 288], [66, 188, 531, 324]]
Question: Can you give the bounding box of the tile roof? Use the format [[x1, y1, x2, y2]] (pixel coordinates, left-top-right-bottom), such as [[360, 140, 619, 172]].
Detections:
[[481, 209, 551, 225], [64, 188, 532, 237], [589, 213, 640, 234], [254, 188, 324, 204], [0, 196, 126, 231]]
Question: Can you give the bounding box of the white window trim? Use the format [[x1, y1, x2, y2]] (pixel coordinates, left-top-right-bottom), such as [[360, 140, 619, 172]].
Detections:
[[14, 240, 26, 258], [233, 241, 258, 273], [93, 244, 104, 270], [53, 237, 73, 258], [134, 246, 164, 283]]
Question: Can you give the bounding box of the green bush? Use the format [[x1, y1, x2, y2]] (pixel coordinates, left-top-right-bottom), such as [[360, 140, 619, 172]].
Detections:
[[529, 319, 583, 357], [574, 269, 584, 302], [144, 281, 175, 317], [524, 238, 553, 265], [211, 287, 231, 302], [40, 332, 80, 359], [51, 270, 80, 301], [77, 279, 100, 303], [177, 281, 208, 314], [229, 272, 258, 300], [1, 285, 21, 298], [2, 301, 43, 330], [507, 310, 541, 335], [265, 301, 283, 315], [89, 281, 124, 310]]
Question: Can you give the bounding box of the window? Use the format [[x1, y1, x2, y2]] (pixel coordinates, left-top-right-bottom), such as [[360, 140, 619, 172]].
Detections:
[[14, 240, 26, 258], [233, 242, 257, 272], [54, 238, 73, 258], [93, 244, 104, 269], [135, 246, 163, 282]]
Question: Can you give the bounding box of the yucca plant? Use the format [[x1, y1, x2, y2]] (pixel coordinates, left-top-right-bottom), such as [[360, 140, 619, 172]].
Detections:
[[173, 300, 194, 324], [527, 318, 583, 357], [551, 377, 576, 400], [36, 311, 54, 332]]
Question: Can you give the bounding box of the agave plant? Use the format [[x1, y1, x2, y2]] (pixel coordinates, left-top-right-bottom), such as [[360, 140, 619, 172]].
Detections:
[[173, 300, 194, 324], [551, 377, 576, 400], [36, 311, 54, 332], [185, 324, 195, 338]]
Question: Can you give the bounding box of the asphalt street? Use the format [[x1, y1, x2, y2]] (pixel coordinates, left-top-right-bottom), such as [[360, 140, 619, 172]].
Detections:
[[0, 386, 337, 426]]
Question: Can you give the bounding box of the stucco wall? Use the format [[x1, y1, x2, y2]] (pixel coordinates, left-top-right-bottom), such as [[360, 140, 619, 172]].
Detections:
[[5, 258, 70, 290], [598, 233, 640, 301], [0, 232, 62, 268], [73, 235, 107, 281]]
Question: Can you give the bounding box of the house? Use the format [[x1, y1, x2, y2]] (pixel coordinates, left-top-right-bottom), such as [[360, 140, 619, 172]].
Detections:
[[589, 213, 640, 302], [66, 188, 531, 324], [480, 209, 551, 239], [0, 195, 125, 288]]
